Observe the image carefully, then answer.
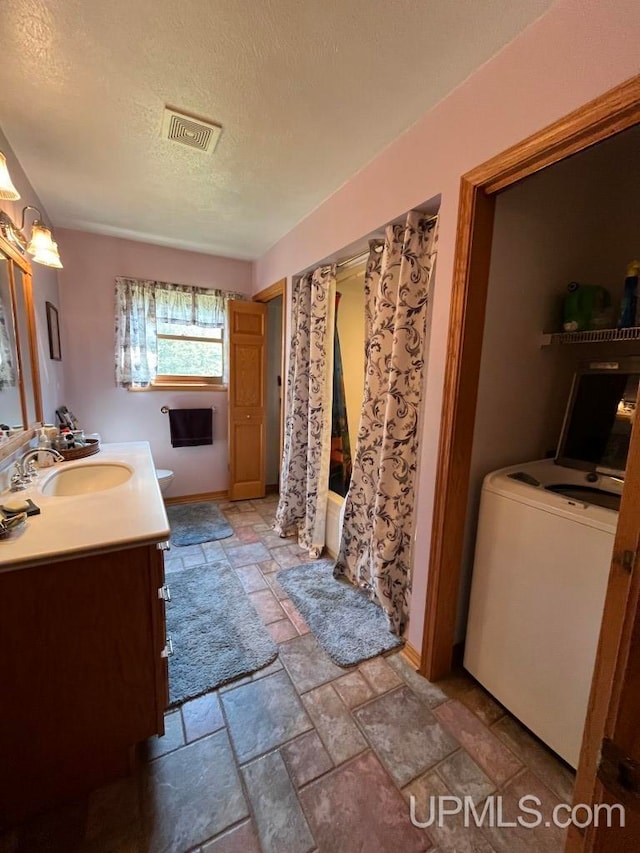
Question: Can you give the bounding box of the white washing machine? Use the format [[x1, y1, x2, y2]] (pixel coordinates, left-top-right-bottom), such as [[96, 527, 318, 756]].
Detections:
[[464, 458, 618, 768]]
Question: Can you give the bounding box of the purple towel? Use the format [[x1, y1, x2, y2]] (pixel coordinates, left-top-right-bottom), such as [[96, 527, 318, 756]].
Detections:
[[168, 408, 213, 448]]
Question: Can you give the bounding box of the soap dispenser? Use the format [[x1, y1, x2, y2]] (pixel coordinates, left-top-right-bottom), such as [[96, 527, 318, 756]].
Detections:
[[37, 428, 53, 467]]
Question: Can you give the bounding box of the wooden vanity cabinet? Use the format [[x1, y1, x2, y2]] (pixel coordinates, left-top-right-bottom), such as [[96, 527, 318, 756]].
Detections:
[[0, 541, 169, 827]]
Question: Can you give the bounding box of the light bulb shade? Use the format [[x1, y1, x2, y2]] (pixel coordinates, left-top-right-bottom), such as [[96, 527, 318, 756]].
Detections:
[[27, 221, 55, 254], [0, 153, 20, 201], [26, 222, 63, 268], [31, 241, 63, 269]]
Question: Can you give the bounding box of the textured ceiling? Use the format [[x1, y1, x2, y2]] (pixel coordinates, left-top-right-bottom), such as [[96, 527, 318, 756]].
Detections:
[[0, 0, 552, 259]]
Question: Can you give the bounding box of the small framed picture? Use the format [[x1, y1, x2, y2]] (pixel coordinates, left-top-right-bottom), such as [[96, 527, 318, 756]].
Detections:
[[46, 301, 61, 361]]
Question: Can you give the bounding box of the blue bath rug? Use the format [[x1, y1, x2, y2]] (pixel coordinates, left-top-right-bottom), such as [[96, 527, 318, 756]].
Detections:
[[166, 561, 277, 704], [276, 560, 403, 666], [167, 501, 233, 546]]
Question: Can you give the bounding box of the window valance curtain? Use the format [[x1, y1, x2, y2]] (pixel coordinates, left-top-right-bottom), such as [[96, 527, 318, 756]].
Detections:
[[334, 211, 438, 634], [155, 283, 229, 328], [114, 277, 245, 388]]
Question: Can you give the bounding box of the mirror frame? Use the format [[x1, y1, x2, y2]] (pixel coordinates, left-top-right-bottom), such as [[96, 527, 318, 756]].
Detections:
[[0, 230, 43, 454]]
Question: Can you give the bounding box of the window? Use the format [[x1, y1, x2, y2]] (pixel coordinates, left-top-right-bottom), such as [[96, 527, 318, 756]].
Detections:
[[115, 277, 244, 390], [155, 322, 224, 386]]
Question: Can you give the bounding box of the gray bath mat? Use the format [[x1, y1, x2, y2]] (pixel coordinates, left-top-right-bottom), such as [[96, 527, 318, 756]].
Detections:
[[167, 501, 233, 546], [166, 561, 277, 705], [276, 561, 402, 666]]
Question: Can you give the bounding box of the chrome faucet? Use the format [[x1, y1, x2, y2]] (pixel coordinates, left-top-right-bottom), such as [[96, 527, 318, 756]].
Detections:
[[11, 448, 64, 491]]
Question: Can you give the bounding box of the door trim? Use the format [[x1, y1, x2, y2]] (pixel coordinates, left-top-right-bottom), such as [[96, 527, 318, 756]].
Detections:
[[254, 278, 287, 481], [421, 73, 640, 683], [573, 406, 640, 850], [254, 278, 286, 304]]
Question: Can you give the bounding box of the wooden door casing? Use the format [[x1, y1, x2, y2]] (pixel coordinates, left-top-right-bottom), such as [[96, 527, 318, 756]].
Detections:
[[228, 300, 267, 500], [571, 406, 640, 852]]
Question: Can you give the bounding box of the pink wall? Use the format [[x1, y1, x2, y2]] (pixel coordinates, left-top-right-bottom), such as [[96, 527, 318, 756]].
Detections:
[[253, 0, 640, 650], [56, 229, 253, 498], [0, 129, 65, 422]]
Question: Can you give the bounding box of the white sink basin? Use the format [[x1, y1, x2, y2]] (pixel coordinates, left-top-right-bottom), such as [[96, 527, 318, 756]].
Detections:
[[41, 463, 133, 497]]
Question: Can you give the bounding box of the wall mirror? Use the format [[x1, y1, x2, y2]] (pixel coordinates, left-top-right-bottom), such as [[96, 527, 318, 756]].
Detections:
[[0, 237, 42, 439]]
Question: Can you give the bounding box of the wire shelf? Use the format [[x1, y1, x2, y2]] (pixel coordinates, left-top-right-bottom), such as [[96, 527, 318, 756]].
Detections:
[[540, 327, 640, 347]]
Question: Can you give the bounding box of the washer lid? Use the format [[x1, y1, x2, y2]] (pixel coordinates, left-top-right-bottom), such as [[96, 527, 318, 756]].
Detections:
[[483, 460, 618, 534]]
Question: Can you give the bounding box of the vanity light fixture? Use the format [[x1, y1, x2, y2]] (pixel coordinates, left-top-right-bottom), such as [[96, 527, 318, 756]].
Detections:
[[0, 205, 63, 268], [0, 152, 20, 200]]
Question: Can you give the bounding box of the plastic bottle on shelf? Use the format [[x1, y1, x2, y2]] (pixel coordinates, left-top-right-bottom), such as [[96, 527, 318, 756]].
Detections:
[[562, 282, 611, 332], [43, 423, 58, 443], [37, 427, 53, 467], [618, 260, 640, 328]]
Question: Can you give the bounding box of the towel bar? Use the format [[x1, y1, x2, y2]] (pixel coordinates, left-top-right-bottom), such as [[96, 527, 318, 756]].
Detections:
[[161, 405, 216, 414]]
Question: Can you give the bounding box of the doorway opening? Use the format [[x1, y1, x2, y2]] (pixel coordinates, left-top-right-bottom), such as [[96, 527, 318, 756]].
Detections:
[[422, 75, 640, 852], [265, 294, 283, 492], [254, 278, 287, 496]]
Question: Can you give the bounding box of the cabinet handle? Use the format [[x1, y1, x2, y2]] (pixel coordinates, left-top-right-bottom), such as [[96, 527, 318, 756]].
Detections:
[[161, 635, 174, 658], [158, 585, 172, 602], [157, 540, 171, 551]]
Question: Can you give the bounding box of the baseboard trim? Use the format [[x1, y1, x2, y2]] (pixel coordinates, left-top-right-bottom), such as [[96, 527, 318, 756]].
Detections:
[[401, 641, 422, 670], [164, 490, 228, 506]]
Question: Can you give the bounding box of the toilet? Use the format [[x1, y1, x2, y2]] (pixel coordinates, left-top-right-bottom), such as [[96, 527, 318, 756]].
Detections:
[[156, 469, 175, 494]]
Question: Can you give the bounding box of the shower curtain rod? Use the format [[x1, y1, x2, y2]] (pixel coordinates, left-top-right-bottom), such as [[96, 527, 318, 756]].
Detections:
[[336, 213, 438, 269], [336, 250, 372, 269]]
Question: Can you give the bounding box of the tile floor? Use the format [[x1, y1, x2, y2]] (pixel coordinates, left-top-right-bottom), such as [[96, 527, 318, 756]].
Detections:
[[1, 496, 575, 853]]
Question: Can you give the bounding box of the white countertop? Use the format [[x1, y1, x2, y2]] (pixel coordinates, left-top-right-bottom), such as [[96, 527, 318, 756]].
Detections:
[[0, 441, 170, 571]]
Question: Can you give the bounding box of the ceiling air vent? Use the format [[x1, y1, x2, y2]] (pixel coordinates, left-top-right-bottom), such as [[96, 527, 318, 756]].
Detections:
[[161, 107, 222, 154]]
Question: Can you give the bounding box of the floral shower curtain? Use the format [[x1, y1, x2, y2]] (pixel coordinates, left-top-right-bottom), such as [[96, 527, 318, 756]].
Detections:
[[334, 211, 438, 634], [274, 264, 336, 557], [329, 292, 352, 496]]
